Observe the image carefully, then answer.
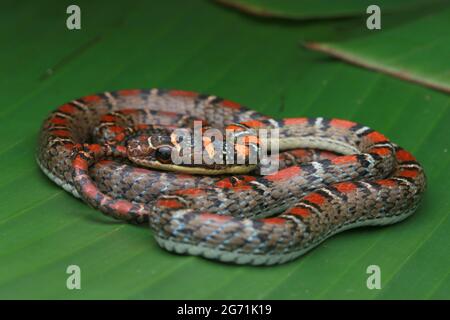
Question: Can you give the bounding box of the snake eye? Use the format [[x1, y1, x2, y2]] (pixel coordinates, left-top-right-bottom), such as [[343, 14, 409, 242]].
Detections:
[[155, 146, 173, 164]]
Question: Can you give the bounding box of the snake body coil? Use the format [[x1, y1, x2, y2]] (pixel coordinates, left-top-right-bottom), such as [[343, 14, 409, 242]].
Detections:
[[37, 89, 426, 265]]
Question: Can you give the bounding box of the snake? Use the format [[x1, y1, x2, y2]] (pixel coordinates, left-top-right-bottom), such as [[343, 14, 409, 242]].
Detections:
[[36, 89, 426, 265]]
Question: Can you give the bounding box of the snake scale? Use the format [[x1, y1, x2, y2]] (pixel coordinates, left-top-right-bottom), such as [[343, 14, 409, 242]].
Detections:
[[37, 89, 426, 265]]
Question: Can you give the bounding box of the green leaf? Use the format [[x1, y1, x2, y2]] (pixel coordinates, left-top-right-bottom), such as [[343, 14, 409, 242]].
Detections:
[[0, 0, 449, 299], [215, 0, 437, 20], [305, 5, 450, 93]]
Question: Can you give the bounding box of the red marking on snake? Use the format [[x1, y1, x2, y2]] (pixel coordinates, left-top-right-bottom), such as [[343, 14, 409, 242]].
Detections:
[[110, 200, 133, 214], [159, 111, 179, 116], [88, 144, 102, 153], [156, 199, 184, 209], [58, 104, 76, 114], [265, 218, 286, 224], [109, 126, 125, 133], [83, 181, 99, 199], [73, 158, 88, 170], [83, 95, 102, 103], [51, 130, 71, 137], [216, 176, 256, 189], [115, 133, 125, 142], [98, 160, 113, 165], [367, 131, 387, 143], [64, 143, 74, 150], [266, 166, 301, 181], [226, 124, 245, 131], [398, 170, 418, 178], [241, 120, 265, 128], [101, 115, 116, 122], [397, 149, 416, 162], [284, 118, 307, 125], [118, 89, 141, 96], [116, 145, 127, 154], [136, 124, 150, 130], [50, 117, 68, 125], [288, 149, 308, 157], [139, 134, 149, 141], [331, 155, 357, 165], [175, 189, 205, 196], [303, 193, 326, 205], [335, 182, 357, 193], [288, 207, 310, 217], [320, 150, 339, 160], [200, 213, 231, 221], [169, 90, 198, 98], [370, 147, 391, 156], [216, 179, 233, 189], [377, 179, 397, 187], [221, 100, 241, 109], [242, 176, 257, 182], [231, 185, 253, 191], [330, 119, 356, 129], [120, 109, 138, 114]]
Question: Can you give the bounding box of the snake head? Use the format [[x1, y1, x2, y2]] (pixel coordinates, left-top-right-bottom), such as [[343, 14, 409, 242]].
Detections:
[[126, 124, 260, 175], [126, 126, 174, 164]]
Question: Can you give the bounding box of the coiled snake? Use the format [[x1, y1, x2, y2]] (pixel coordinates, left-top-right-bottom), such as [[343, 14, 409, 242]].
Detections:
[[37, 89, 426, 265]]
